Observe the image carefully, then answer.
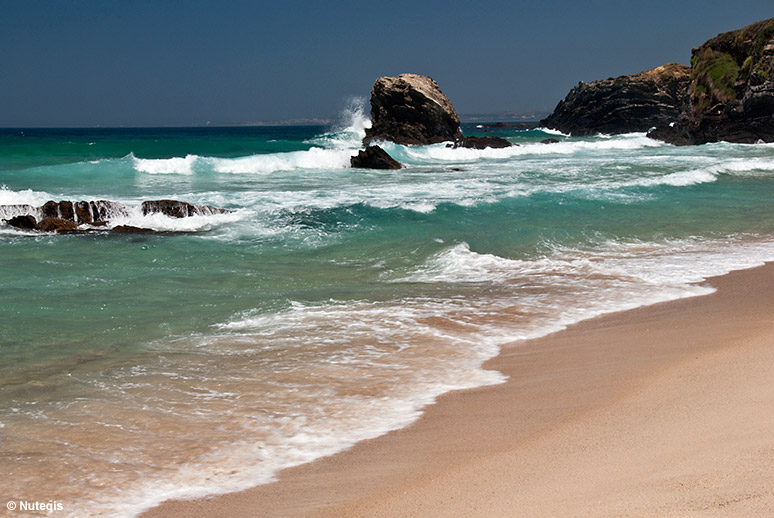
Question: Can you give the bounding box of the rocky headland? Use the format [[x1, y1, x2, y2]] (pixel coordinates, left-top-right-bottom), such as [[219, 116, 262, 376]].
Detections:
[[541, 63, 690, 136], [542, 18, 774, 145]]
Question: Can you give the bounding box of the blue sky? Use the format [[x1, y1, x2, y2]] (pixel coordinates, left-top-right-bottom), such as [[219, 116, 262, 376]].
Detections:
[[1, 1, 772, 126]]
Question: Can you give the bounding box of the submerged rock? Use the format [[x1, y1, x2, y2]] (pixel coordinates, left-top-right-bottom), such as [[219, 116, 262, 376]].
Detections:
[[112, 225, 155, 233], [649, 18, 774, 145], [481, 122, 538, 129], [37, 217, 78, 233], [455, 136, 513, 149], [350, 145, 402, 169], [541, 63, 690, 136], [364, 73, 463, 146]]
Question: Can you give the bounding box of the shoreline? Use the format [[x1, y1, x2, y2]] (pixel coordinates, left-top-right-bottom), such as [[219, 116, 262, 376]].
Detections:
[[142, 263, 774, 517]]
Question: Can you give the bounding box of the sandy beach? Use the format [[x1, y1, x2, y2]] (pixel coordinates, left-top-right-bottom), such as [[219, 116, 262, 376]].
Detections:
[[142, 263, 774, 517]]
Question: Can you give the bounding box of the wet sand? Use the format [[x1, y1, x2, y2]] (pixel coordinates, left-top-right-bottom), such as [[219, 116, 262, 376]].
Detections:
[[142, 263, 774, 517]]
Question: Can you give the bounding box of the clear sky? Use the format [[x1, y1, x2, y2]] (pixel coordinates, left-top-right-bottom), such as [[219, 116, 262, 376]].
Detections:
[[2, 0, 773, 127]]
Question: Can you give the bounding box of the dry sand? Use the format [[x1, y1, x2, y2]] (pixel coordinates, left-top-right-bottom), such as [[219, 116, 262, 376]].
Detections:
[[142, 264, 774, 517]]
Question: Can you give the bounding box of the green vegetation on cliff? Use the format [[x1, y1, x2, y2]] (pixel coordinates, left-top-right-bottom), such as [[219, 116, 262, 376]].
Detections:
[[689, 18, 774, 117], [691, 50, 739, 109]]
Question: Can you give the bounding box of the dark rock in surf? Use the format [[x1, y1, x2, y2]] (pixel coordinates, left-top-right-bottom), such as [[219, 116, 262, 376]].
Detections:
[[364, 73, 464, 146], [4, 214, 39, 230], [37, 217, 78, 233], [90, 200, 130, 222], [40, 200, 129, 224], [455, 136, 513, 149], [350, 146, 403, 169], [74, 201, 92, 224], [112, 225, 155, 233], [541, 138, 560, 144], [645, 125, 693, 146], [481, 122, 538, 129], [41, 200, 76, 222], [141, 200, 228, 218], [1, 199, 227, 233]]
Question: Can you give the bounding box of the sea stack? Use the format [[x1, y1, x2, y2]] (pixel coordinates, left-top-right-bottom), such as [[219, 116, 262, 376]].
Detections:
[[649, 18, 774, 145], [541, 63, 690, 136], [363, 73, 464, 146]]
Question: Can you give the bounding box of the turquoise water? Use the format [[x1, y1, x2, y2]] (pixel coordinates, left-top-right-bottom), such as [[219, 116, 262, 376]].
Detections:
[[3, 108, 774, 517]]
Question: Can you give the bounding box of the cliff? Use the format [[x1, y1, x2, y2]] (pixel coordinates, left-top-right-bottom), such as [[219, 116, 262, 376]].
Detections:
[[650, 18, 774, 144]]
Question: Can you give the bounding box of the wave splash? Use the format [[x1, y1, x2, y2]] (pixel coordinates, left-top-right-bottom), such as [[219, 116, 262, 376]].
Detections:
[[132, 99, 371, 176]]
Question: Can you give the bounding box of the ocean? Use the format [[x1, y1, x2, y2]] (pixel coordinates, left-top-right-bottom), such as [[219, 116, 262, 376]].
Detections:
[[3, 103, 774, 517]]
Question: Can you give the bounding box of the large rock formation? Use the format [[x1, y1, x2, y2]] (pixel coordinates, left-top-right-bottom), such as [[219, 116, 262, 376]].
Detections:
[[541, 63, 690, 136], [363, 73, 464, 146], [357, 73, 514, 157], [649, 18, 774, 145]]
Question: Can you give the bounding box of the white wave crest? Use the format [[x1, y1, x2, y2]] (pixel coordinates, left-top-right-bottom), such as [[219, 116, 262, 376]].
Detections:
[[391, 236, 774, 345], [132, 153, 200, 175], [381, 133, 664, 165], [129, 101, 371, 177], [709, 157, 774, 176], [0, 185, 52, 206], [403, 238, 774, 290], [207, 147, 353, 174], [106, 206, 248, 232], [626, 156, 774, 189], [628, 168, 719, 188]]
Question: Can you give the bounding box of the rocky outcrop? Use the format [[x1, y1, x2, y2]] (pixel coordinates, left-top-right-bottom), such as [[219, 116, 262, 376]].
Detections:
[[37, 218, 78, 233], [141, 200, 227, 218], [649, 18, 774, 145], [364, 73, 464, 146], [4, 215, 38, 230], [40, 200, 129, 224], [541, 63, 690, 136], [350, 146, 402, 169], [2, 199, 228, 233]]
